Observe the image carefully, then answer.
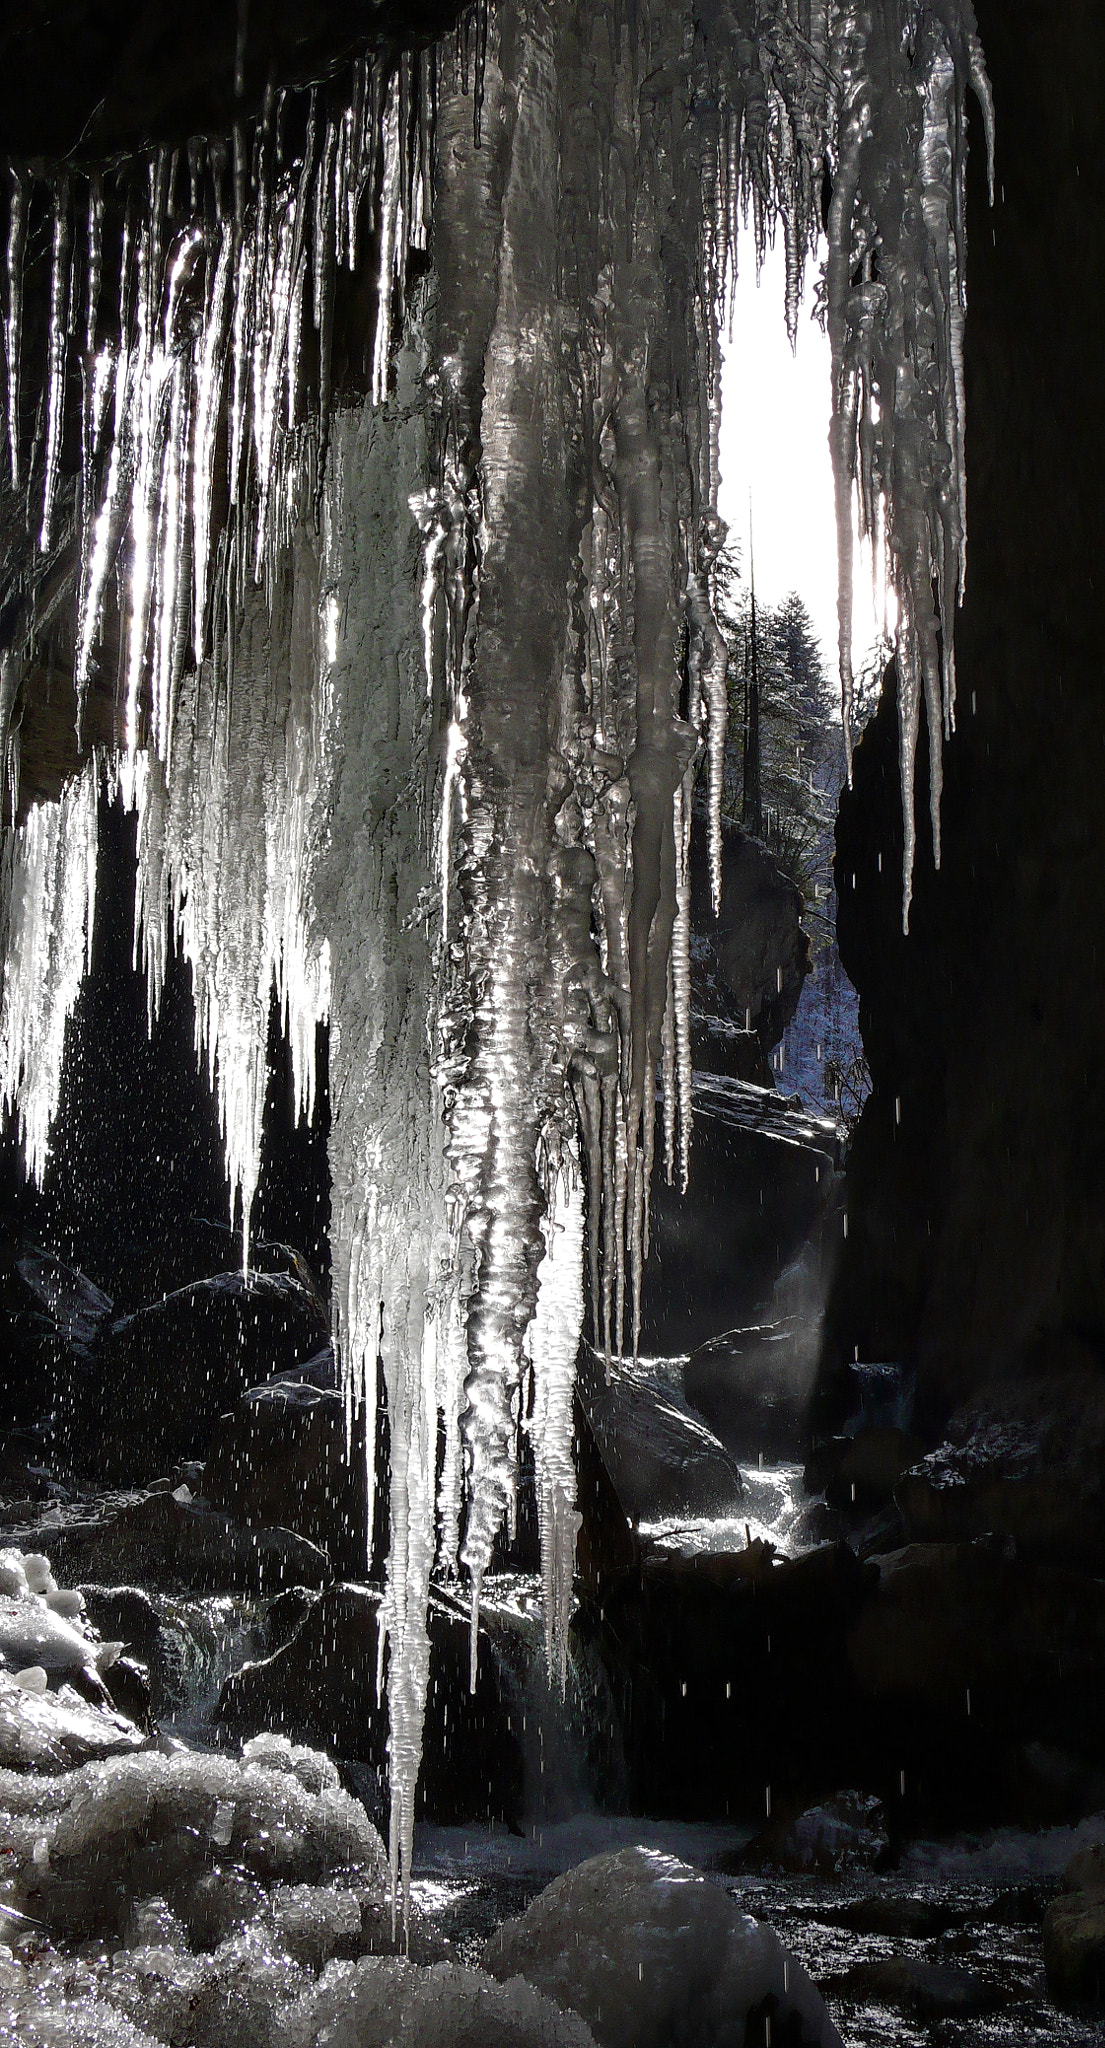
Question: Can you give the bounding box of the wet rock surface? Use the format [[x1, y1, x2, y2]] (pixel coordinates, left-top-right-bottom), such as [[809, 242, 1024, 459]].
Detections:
[[577, 1349, 744, 1522], [36, 1488, 333, 1596], [741, 1792, 891, 1879]]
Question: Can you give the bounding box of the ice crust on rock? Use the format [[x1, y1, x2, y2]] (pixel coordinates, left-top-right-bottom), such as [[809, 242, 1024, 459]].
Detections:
[[273, 1956, 599, 2048], [0, 0, 990, 1902], [0, 1741, 386, 1940], [0, 1669, 145, 1772], [0, 1997, 165, 2048], [483, 1844, 843, 2048]]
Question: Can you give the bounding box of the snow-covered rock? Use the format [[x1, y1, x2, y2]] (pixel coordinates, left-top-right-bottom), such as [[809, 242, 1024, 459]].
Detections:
[[482, 1845, 843, 2047], [0, 1668, 146, 1770]]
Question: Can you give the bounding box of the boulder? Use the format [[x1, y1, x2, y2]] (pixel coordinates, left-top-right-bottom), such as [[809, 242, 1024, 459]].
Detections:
[[218, 1581, 524, 1828], [203, 1376, 369, 1578], [88, 1269, 330, 1483], [1063, 1842, 1105, 1897], [577, 1349, 743, 1522], [742, 1790, 890, 1876], [805, 1427, 924, 1513], [1044, 1891, 1105, 2008], [43, 1489, 332, 1596], [896, 1366, 1105, 1572], [828, 1956, 999, 2019], [483, 1845, 843, 2048], [833, 1895, 960, 1938]]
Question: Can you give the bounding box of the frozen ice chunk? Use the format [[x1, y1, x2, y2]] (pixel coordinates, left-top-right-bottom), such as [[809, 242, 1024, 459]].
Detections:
[[482, 1846, 843, 2048], [242, 1733, 341, 1797], [275, 1956, 599, 2047], [108, 1926, 313, 2048], [270, 1883, 362, 1970], [21, 1555, 57, 1596], [122, 1894, 190, 1951], [44, 1590, 86, 1621], [0, 2003, 165, 2047], [14, 1666, 48, 1694]]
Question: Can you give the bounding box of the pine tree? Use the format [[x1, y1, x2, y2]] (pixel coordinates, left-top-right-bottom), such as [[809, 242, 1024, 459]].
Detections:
[[714, 545, 839, 902]]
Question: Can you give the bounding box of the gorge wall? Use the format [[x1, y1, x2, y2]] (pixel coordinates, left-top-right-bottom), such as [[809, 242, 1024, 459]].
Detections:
[[826, 0, 1105, 1414]]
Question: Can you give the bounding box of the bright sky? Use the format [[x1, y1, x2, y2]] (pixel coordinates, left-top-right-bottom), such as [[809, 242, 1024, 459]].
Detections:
[[717, 233, 887, 681]]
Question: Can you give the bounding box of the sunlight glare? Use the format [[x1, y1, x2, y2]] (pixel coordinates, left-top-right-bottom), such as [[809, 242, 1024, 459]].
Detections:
[[718, 235, 889, 687]]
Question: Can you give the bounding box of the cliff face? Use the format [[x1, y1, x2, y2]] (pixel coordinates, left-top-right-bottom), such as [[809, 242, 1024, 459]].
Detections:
[[826, 0, 1105, 1410]]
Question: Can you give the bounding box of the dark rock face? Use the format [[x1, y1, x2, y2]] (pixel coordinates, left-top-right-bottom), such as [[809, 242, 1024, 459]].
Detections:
[[639, 1076, 840, 1353], [688, 815, 810, 1078], [202, 1373, 369, 1580], [825, 0, 1105, 1413], [218, 1581, 525, 1828]]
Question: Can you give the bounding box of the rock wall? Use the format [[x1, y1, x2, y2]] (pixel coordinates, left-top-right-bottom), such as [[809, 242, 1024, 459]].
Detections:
[[825, 0, 1105, 1413]]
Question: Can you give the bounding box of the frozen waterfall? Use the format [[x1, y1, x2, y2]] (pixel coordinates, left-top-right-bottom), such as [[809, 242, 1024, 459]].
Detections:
[[0, 0, 991, 1906]]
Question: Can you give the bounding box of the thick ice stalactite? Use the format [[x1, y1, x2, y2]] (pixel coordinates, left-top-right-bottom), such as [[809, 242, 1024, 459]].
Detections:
[[0, 0, 990, 1914], [311, 390, 453, 1916]]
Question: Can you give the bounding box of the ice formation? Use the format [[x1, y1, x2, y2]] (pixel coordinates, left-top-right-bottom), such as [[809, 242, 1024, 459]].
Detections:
[[483, 1843, 844, 2047], [0, 0, 990, 1902]]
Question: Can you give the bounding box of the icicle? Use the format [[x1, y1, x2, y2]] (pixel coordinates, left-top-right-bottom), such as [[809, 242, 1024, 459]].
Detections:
[[4, 166, 28, 490], [528, 1154, 585, 1692], [685, 511, 728, 916], [192, 228, 233, 661], [40, 182, 71, 552], [373, 76, 403, 407]]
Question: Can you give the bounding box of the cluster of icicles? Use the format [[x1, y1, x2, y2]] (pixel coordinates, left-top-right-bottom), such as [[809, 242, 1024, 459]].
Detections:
[[0, 0, 990, 1909]]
